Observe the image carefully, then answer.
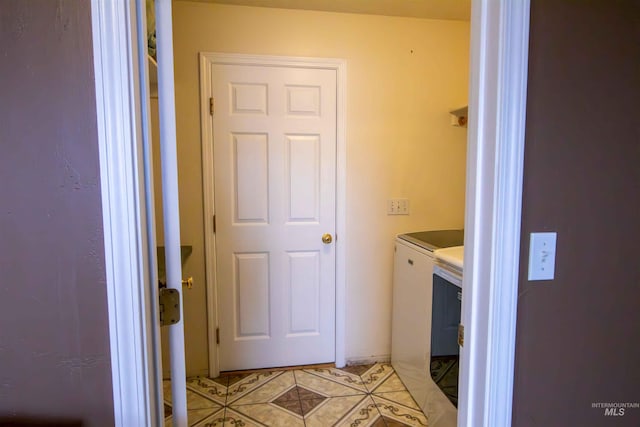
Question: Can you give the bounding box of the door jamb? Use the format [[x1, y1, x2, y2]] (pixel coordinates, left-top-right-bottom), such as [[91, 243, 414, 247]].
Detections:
[[199, 53, 348, 376]]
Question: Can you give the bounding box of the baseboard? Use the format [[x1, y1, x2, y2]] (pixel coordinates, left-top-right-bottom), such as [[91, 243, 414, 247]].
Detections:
[[163, 368, 209, 380], [345, 354, 391, 366], [220, 362, 335, 376], [190, 368, 210, 378]]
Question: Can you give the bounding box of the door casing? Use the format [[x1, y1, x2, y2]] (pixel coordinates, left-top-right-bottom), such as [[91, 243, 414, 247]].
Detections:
[[90, 0, 164, 424], [199, 53, 348, 378]]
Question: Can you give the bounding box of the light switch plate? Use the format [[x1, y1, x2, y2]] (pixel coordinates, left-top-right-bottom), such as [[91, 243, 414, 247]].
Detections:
[[387, 199, 409, 215], [528, 232, 557, 281]]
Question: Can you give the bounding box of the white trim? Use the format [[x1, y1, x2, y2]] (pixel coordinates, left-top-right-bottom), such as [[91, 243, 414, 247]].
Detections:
[[155, 1, 189, 425], [133, 0, 165, 425], [334, 55, 348, 369], [459, 0, 530, 426], [345, 355, 390, 366], [91, 0, 160, 425], [199, 53, 348, 375], [199, 54, 219, 377]]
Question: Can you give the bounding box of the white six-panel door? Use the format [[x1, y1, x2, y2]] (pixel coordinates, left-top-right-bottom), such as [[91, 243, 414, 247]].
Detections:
[[211, 63, 337, 371]]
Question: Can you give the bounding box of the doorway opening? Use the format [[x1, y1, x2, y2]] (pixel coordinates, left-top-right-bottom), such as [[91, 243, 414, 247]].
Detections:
[[92, 1, 530, 425]]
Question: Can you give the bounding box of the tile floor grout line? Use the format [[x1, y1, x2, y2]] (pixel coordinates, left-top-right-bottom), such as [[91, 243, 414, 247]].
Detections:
[[343, 395, 386, 425], [214, 406, 225, 427], [189, 408, 216, 427], [360, 370, 389, 427], [302, 367, 370, 426], [183, 380, 228, 404], [293, 369, 309, 427], [360, 365, 400, 427], [301, 368, 368, 394], [296, 371, 365, 396], [225, 370, 284, 406], [226, 405, 270, 427], [372, 391, 423, 412], [327, 394, 372, 427], [363, 364, 396, 395], [309, 365, 366, 382]]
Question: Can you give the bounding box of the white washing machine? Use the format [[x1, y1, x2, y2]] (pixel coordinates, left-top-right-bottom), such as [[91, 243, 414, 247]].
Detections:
[[391, 230, 463, 427]]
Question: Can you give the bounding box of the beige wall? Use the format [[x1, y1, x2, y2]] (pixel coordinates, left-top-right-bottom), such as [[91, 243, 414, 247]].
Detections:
[[168, 2, 469, 374]]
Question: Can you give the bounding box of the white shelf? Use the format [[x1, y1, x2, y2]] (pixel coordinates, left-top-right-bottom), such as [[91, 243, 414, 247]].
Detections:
[[449, 106, 468, 127]]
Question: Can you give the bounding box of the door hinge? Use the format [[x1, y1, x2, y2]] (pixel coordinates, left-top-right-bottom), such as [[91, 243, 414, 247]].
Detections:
[[209, 97, 214, 115], [159, 288, 181, 326], [458, 324, 464, 347], [212, 215, 216, 233], [216, 327, 220, 345]]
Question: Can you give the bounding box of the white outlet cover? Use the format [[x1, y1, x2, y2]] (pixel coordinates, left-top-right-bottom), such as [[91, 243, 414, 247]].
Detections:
[[398, 199, 409, 214], [528, 232, 557, 281], [387, 198, 409, 215]]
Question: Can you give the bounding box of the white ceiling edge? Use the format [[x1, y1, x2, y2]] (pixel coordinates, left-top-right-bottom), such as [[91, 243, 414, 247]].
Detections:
[[183, 0, 471, 22]]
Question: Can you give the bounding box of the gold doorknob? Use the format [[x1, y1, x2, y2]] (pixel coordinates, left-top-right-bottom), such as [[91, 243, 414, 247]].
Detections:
[[182, 277, 194, 289], [322, 233, 333, 244]]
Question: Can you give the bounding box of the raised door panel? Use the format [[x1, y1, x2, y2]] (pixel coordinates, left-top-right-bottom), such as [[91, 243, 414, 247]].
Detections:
[[232, 133, 269, 224], [233, 252, 270, 339], [286, 135, 320, 223], [231, 83, 268, 115], [286, 251, 320, 336], [286, 85, 321, 116]]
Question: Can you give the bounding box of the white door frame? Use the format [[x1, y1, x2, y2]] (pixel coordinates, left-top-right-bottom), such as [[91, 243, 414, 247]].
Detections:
[[199, 53, 348, 377], [90, 1, 163, 425], [459, 0, 530, 425], [91, 1, 530, 426]]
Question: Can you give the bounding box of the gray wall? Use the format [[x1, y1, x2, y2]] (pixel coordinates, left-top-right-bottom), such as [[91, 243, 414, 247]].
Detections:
[[513, 0, 640, 425], [0, 1, 114, 425]]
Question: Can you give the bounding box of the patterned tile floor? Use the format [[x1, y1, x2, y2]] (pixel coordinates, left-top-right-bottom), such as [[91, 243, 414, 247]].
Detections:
[[164, 363, 429, 426]]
